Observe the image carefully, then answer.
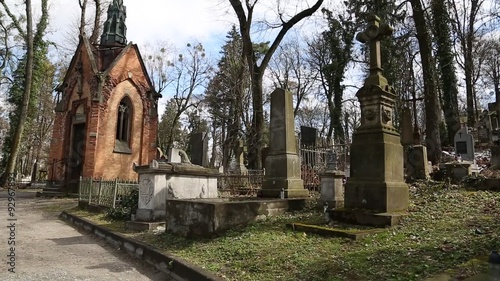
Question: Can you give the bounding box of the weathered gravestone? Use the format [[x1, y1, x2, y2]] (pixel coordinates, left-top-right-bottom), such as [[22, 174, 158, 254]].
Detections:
[[300, 126, 318, 167], [454, 127, 475, 161], [189, 132, 208, 167], [319, 150, 345, 208], [329, 15, 409, 227], [300, 126, 318, 147], [400, 107, 413, 146], [261, 88, 309, 198]]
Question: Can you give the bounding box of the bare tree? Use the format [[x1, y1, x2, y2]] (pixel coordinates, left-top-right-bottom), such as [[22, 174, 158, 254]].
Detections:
[[163, 43, 213, 148], [228, 0, 324, 169], [141, 40, 175, 94], [268, 35, 318, 116], [448, 0, 491, 126]]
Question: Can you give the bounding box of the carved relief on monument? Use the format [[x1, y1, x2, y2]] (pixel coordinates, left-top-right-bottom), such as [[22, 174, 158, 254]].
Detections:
[[140, 177, 154, 206], [381, 107, 392, 125]]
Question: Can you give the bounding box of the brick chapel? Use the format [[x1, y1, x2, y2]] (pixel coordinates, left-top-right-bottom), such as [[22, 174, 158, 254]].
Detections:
[[48, 0, 160, 189]]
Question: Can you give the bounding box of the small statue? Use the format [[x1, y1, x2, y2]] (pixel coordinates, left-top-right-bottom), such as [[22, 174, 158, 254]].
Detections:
[[178, 149, 191, 164]]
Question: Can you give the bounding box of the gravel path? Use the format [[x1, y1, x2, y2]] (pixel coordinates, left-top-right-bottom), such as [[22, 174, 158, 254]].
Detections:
[[0, 189, 171, 281]]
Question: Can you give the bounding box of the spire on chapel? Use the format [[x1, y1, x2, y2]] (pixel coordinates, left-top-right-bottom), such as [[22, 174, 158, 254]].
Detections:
[[100, 0, 127, 46]]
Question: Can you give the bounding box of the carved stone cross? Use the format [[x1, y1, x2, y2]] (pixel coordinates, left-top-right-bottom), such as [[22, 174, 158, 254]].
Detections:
[[356, 14, 393, 83]]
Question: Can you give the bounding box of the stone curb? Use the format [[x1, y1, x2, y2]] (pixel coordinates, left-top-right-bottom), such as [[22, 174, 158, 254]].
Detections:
[[59, 211, 224, 281]]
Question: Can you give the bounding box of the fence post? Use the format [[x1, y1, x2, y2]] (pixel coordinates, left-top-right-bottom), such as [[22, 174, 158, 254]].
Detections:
[[97, 177, 102, 205], [78, 176, 82, 201], [89, 178, 93, 204], [113, 178, 118, 209]]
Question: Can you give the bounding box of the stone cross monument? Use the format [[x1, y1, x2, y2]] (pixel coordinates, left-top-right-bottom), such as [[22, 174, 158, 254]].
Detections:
[[330, 15, 409, 226]]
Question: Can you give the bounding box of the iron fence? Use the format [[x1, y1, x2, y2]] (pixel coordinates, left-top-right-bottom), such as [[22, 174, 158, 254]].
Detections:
[[78, 177, 138, 209], [299, 144, 350, 192], [217, 170, 264, 197]]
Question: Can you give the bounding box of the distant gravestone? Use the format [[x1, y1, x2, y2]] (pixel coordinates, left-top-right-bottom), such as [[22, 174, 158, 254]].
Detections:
[[189, 132, 208, 167], [300, 126, 317, 147], [401, 107, 413, 146], [454, 127, 475, 161]]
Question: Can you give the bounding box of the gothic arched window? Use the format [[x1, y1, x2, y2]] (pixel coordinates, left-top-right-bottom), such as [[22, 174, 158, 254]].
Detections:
[[114, 97, 132, 153]]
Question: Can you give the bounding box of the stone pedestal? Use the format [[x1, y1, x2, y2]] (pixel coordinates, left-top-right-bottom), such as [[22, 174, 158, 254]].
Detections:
[[318, 170, 345, 208], [262, 89, 309, 198], [491, 146, 500, 168], [343, 131, 409, 212], [127, 160, 218, 230], [405, 145, 430, 180]]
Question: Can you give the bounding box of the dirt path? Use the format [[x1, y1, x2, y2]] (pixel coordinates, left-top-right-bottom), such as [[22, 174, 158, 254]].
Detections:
[[0, 190, 171, 281]]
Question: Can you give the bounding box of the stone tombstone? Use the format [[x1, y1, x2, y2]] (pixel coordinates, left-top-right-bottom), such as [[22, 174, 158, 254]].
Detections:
[[400, 107, 414, 146], [329, 14, 409, 227], [478, 127, 490, 143], [261, 88, 309, 198], [300, 126, 318, 167], [319, 170, 345, 209], [326, 150, 337, 171], [300, 126, 318, 147], [235, 139, 248, 174], [189, 132, 208, 167], [405, 145, 430, 180], [454, 127, 475, 161]]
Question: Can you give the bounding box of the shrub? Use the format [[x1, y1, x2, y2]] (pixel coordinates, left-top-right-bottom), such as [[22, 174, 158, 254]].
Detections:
[[106, 188, 138, 221]]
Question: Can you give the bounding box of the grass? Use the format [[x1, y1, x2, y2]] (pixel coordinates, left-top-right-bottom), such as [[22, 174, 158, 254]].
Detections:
[[62, 181, 500, 281]]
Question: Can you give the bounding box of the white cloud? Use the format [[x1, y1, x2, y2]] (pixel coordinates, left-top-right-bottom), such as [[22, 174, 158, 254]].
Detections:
[[46, 0, 236, 53]]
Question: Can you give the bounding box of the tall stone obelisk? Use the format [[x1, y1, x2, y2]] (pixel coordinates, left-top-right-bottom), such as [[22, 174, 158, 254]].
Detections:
[[261, 88, 309, 198], [330, 15, 408, 226]]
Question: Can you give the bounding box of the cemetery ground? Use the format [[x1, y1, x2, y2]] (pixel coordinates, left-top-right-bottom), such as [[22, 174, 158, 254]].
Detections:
[[0, 190, 171, 280], [63, 179, 500, 281]]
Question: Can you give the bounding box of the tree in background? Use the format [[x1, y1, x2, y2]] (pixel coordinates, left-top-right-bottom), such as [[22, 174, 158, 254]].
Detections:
[[409, 0, 442, 163], [78, 0, 106, 44], [158, 42, 213, 150], [448, 0, 490, 126], [431, 0, 461, 146], [480, 37, 500, 115], [268, 34, 318, 117], [228, 0, 324, 169], [0, 0, 49, 186], [205, 26, 250, 170], [308, 7, 356, 145]]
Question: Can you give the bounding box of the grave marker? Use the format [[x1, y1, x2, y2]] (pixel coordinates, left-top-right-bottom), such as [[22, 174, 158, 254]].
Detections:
[[261, 88, 309, 198], [454, 127, 475, 161], [329, 15, 409, 227]]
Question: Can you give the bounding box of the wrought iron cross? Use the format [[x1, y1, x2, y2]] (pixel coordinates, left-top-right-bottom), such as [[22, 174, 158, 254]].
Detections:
[[356, 15, 393, 77]]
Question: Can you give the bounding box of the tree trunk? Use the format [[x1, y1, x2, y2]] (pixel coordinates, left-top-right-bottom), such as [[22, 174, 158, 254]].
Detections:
[[78, 0, 88, 37], [89, 0, 101, 44], [411, 0, 441, 163], [247, 70, 264, 169], [431, 0, 460, 145], [3, 0, 34, 184], [333, 83, 345, 144]]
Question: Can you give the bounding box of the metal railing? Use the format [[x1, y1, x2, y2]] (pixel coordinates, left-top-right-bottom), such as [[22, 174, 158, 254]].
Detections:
[[78, 177, 138, 209], [217, 170, 264, 197]]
